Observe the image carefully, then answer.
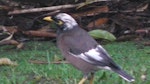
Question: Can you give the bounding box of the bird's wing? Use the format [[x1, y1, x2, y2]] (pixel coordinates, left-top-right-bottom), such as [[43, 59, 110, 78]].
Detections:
[[60, 27, 120, 69], [69, 45, 120, 70]]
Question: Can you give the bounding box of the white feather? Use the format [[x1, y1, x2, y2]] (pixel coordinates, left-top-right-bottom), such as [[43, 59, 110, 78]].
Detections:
[[84, 48, 103, 61], [69, 45, 104, 64], [79, 53, 95, 63], [119, 75, 135, 82], [98, 66, 111, 70], [56, 13, 78, 29]]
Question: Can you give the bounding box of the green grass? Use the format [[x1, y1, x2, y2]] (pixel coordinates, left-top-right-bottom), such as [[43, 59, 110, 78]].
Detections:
[[0, 41, 150, 84]]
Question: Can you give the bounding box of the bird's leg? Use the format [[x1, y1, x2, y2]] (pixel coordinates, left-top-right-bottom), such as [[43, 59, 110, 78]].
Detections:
[[78, 75, 88, 84], [89, 73, 95, 84]]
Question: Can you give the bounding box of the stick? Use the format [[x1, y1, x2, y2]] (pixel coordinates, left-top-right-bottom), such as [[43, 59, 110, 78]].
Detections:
[[8, 0, 110, 15], [23, 30, 56, 37], [29, 60, 69, 64]]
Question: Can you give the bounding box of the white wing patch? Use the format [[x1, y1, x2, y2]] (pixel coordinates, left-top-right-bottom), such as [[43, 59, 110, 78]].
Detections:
[[79, 53, 95, 63], [98, 66, 111, 70], [69, 45, 104, 63], [84, 48, 103, 61]]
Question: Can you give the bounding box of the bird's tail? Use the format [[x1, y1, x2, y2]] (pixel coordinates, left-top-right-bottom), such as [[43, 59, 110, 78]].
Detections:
[[113, 69, 135, 82]]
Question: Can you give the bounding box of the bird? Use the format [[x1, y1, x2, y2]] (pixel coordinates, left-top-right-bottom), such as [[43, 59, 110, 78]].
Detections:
[[43, 13, 135, 84]]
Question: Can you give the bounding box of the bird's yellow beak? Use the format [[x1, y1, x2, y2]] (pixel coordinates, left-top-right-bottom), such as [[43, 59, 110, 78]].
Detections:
[[43, 16, 63, 25], [43, 16, 53, 22]]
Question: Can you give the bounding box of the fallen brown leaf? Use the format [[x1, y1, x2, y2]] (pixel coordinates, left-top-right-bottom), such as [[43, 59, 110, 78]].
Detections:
[[72, 5, 109, 18], [0, 58, 17, 66], [17, 43, 24, 49], [141, 73, 147, 81], [0, 26, 18, 34], [87, 18, 108, 29], [0, 39, 19, 45]]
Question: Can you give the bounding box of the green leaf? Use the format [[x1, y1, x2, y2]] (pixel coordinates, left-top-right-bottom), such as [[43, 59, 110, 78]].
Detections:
[[88, 29, 116, 41]]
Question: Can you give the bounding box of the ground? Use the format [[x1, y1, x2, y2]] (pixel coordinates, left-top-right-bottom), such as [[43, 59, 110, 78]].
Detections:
[[0, 41, 150, 84]]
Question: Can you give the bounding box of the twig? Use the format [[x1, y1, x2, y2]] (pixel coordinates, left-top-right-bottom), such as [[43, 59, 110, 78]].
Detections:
[[51, 61, 70, 64], [8, 0, 110, 15], [23, 30, 56, 37], [29, 60, 69, 64], [8, 4, 76, 15]]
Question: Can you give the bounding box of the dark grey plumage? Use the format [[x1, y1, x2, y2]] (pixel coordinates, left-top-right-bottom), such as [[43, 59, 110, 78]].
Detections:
[[43, 13, 135, 84]]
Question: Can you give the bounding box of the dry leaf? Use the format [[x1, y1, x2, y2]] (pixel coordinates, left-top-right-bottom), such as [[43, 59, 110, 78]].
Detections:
[[135, 29, 149, 34], [72, 6, 109, 18], [17, 43, 24, 49], [0, 26, 18, 34], [0, 33, 13, 42], [87, 18, 108, 28], [141, 74, 147, 81], [140, 66, 147, 81], [137, 3, 149, 12], [0, 39, 19, 45], [76, 0, 109, 9], [0, 58, 17, 66]]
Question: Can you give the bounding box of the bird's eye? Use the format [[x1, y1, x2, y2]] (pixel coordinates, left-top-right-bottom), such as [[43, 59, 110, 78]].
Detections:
[[51, 17, 63, 25], [51, 17, 59, 23]]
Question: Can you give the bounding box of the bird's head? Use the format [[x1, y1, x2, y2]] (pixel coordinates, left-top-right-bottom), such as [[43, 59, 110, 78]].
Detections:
[[43, 13, 78, 31]]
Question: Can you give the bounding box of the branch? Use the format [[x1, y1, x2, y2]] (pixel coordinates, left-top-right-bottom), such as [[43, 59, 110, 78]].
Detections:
[[29, 60, 69, 64], [23, 30, 56, 37], [8, 0, 110, 15]]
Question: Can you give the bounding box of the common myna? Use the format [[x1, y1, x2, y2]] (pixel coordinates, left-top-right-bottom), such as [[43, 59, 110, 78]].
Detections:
[[43, 13, 135, 84]]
